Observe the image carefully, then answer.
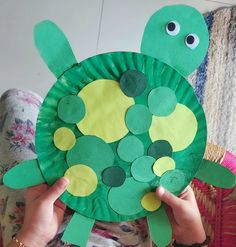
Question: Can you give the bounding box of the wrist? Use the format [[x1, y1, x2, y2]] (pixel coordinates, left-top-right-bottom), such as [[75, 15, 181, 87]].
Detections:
[[16, 229, 48, 247], [174, 226, 206, 245]]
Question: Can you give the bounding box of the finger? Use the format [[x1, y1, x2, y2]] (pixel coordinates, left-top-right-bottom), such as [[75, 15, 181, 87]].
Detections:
[[25, 183, 49, 202], [42, 177, 69, 204], [55, 199, 67, 211], [156, 186, 182, 209]]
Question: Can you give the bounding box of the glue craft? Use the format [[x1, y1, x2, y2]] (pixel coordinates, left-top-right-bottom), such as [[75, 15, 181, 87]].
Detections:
[[3, 5, 236, 247]]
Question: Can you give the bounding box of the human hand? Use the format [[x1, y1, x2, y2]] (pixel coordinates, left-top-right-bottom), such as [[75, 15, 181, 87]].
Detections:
[[13, 177, 69, 247], [156, 186, 207, 246]]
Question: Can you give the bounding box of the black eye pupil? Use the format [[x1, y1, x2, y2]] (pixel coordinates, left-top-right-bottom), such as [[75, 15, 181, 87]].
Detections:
[[187, 35, 195, 44], [167, 22, 176, 31]]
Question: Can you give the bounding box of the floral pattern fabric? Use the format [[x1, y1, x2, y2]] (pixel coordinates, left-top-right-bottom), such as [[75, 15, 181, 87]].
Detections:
[[0, 89, 151, 247]]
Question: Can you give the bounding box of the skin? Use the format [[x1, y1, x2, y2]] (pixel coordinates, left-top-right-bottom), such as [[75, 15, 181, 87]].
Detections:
[[7, 178, 207, 247]]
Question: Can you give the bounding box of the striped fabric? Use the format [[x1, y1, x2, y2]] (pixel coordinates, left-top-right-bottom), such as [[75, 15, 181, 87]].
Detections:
[[189, 7, 236, 155], [188, 6, 236, 247]]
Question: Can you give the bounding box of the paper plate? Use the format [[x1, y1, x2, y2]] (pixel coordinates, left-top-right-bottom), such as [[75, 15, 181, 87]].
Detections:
[[35, 51, 207, 222]]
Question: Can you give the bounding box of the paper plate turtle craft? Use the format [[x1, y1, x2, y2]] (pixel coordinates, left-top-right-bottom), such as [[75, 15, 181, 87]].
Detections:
[[3, 5, 236, 247]]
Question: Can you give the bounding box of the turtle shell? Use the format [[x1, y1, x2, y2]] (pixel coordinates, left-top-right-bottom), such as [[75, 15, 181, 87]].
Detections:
[[35, 51, 206, 222]]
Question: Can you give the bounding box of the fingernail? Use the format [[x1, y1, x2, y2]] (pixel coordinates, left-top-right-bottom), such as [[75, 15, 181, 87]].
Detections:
[[157, 186, 165, 197], [60, 177, 69, 188]]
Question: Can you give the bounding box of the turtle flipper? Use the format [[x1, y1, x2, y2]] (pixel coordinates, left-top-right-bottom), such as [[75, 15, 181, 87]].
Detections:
[[194, 159, 236, 188], [3, 159, 45, 189], [147, 206, 172, 247], [34, 20, 77, 78], [62, 212, 95, 247]]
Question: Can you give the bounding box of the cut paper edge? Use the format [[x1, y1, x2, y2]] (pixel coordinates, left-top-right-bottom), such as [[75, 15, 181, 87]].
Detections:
[[195, 159, 236, 188], [34, 20, 77, 78], [3, 159, 45, 189], [62, 212, 95, 247], [147, 206, 172, 247]]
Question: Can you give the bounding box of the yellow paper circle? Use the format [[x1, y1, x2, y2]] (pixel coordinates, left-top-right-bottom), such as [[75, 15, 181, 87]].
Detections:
[[149, 103, 198, 152], [53, 127, 76, 151], [77, 79, 134, 143], [64, 164, 98, 197], [141, 192, 161, 212], [153, 156, 176, 177]]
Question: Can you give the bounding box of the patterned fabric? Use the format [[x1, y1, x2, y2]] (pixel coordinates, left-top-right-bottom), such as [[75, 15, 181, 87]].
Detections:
[[188, 7, 236, 247], [0, 89, 151, 247], [189, 7, 236, 154]]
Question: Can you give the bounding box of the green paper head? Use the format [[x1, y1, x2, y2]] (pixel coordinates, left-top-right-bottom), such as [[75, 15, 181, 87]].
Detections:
[[141, 5, 209, 76]]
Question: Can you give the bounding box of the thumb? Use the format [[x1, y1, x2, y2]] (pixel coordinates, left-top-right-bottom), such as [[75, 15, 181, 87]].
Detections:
[[156, 186, 182, 210], [42, 177, 69, 204]]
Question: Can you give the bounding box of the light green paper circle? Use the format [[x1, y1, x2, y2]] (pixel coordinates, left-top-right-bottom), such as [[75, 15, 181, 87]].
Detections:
[[125, 105, 152, 134], [131, 156, 156, 182], [117, 136, 144, 162], [108, 177, 150, 216], [58, 95, 85, 124], [148, 87, 177, 116], [66, 135, 114, 177]]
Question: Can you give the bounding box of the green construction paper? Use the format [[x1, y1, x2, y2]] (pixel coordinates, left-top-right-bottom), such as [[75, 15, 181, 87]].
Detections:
[[147, 206, 172, 247], [141, 5, 209, 76], [3, 159, 45, 189], [160, 169, 185, 194], [62, 212, 95, 247], [34, 20, 77, 78], [36, 51, 207, 222], [148, 87, 177, 116], [102, 166, 126, 187], [108, 177, 150, 216], [66, 135, 114, 178], [131, 156, 156, 182], [125, 104, 152, 134], [58, 95, 85, 124], [195, 159, 236, 188], [120, 70, 147, 97], [117, 136, 144, 162], [148, 140, 173, 159]]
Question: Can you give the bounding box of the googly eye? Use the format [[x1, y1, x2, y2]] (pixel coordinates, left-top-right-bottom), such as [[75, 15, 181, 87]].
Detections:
[[185, 33, 199, 50], [166, 21, 180, 36]]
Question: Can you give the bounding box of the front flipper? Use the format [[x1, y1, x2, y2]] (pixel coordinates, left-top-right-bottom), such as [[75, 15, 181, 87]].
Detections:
[[62, 212, 95, 247], [34, 20, 77, 78], [147, 206, 172, 247], [195, 159, 236, 188], [3, 159, 45, 189]]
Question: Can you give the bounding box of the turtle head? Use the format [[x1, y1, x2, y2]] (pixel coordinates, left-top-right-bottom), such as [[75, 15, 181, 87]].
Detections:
[[141, 5, 209, 77]]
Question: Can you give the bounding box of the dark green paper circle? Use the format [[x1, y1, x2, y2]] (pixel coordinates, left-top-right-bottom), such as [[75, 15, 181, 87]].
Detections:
[[125, 105, 152, 135], [148, 140, 173, 159], [120, 70, 147, 97], [58, 95, 85, 123], [102, 166, 126, 187]]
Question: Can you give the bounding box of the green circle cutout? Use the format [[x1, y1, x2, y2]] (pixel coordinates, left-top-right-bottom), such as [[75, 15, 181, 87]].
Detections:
[[117, 136, 144, 162], [131, 156, 156, 182], [125, 105, 152, 135], [148, 140, 172, 159], [160, 169, 185, 194], [102, 166, 126, 187], [148, 87, 177, 116], [108, 177, 150, 216], [58, 95, 85, 123], [66, 135, 114, 177], [120, 70, 147, 97]]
